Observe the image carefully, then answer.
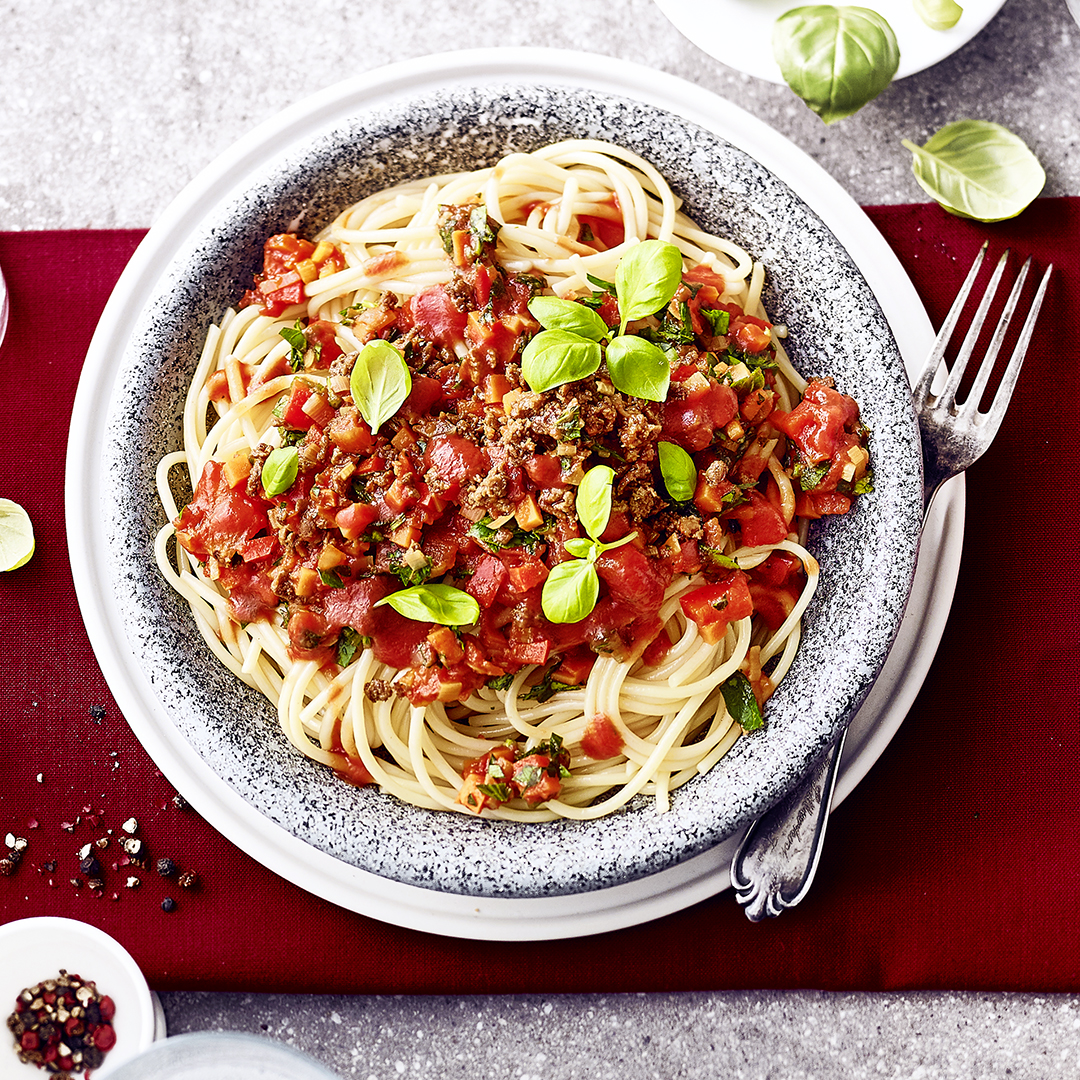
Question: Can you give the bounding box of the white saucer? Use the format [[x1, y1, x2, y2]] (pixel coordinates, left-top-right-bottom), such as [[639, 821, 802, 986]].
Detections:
[[0, 918, 160, 1079], [653, 0, 1007, 85]]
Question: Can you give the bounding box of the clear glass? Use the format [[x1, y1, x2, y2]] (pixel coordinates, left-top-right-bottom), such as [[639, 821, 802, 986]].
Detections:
[[106, 1032, 341, 1079]]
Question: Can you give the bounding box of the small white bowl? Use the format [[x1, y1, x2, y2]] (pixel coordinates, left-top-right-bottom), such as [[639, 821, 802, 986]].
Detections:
[[0, 918, 160, 1080], [106, 1033, 340, 1079]]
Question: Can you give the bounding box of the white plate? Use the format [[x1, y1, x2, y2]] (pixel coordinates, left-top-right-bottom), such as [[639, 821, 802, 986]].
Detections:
[[0, 918, 159, 1080], [66, 48, 958, 938], [653, 0, 1007, 85]]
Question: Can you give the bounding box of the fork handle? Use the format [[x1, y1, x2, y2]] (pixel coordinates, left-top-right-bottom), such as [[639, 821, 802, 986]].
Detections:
[[730, 729, 847, 921]]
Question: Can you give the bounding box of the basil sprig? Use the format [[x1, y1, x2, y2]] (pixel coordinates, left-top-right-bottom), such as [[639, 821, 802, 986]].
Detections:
[[375, 583, 480, 627], [261, 446, 299, 496], [657, 441, 697, 502], [520, 240, 682, 403], [349, 339, 411, 433], [541, 465, 637, 625], [772, 6, 900, 125], [902, 120, 1046, 223]]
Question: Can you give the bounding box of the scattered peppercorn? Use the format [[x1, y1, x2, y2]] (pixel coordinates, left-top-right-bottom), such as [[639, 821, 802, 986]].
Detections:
[[161, 897, 177, 913], [177, 870, 198, 890], [171, 794, 189, 810], [155, 857, 177, 878], [89, 705, 106, 721], [79, 856, 101, 877]]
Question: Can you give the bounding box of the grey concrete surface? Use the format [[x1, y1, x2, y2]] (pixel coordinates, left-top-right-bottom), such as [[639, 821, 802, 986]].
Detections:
[[6, 1, 1080, 1076], [0, 0, 1077, 231], [160, 990, 1080, 1079]]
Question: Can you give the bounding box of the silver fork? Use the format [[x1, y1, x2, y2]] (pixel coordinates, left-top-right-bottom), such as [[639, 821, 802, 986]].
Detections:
[[729, 243, 1053, 922]]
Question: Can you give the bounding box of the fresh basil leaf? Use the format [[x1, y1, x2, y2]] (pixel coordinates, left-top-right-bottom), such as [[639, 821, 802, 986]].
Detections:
[[520, 329, 602, 393], [261, 446, 299, 496], [605, 334, 671, 403], [586, 273, 617, 293], [541, 557, 600, 624], [576, 465, 614, 541], [901, 120, 1046, 222], [563, 537, 597, 560], [721, 671, 765, 732], [615, 239, 684, 332], [772, 6, 900, 125], [528, 296, 610, 342], [349, 339, 412, 433], [913, 0, 962, 30], [280, 322, 307, 371], [375, 583, 480, 627], [658, 441, 697, 502]]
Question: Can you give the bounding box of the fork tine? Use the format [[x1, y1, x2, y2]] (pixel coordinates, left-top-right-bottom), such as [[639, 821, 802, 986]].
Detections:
[[957, 255, 1031, 421], [912, 241, 988, 410], [936, 247, 1010, 410], [975, 262, 1053, 440]]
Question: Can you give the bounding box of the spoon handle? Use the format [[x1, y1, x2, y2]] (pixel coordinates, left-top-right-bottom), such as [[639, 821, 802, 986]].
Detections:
[[729, 729, 847, 921]]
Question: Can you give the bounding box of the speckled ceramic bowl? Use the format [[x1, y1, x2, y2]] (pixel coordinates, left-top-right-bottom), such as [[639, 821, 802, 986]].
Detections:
[[72, 52, 922, 902]]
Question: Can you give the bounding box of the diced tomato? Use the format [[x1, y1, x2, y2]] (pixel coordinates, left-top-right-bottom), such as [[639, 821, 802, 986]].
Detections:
[[581, 713, 623, 760], [511, 754, 561, 805], [596, 543, 670, 612], [661, 381, 737, 451], [334, 754, 375, 788], [504, 555, 549, 595], [722, 489, 789, 548], [748, 579, 801, 631], [240, 234, 317, 316], [694, 474, 738, 515], [465, 554, 508, 608], [550, 646, 596, 686], [400, 285, 467, 347], [683, 264, 730, 292], [795, 490, 853, 518], [772, 378, 861, 462], [277, 380, 319, 430], [578, 213, 625, 250], [402, 374, 443, 418], [217, 563, 278, 624], [524, 454, 564, 487], [234, 534, 278, 562], [424, 433, 488, 499], [335, 501, 378, 540], [174, 460, 270, 561], [680, 572, 754, 644], [305, 319, 344, 366], [506, 638, 551, 666], [730, 315, 772, 354], [325, 406, 375, 454], [753, 550, 804, 587]]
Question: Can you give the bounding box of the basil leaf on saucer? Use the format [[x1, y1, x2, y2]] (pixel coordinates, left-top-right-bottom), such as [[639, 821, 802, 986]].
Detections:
[[913, 0, 962, 30], [772, 6, 900, 125], [349, 339, 411, 433]]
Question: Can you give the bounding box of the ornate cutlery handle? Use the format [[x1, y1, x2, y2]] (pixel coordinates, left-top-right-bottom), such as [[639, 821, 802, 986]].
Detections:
[[729, 729, 846, 921]]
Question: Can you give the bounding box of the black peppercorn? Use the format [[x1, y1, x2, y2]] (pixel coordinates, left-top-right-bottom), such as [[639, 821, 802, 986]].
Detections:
[[161, 897, 177, 913], [155, 857, 177, 878]]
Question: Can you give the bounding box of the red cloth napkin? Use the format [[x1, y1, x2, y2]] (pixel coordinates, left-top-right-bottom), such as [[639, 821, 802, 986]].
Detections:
[[1, 200, 1077, 993]]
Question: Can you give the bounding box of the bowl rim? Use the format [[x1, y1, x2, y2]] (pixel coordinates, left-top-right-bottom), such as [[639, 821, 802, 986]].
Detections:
[[65, 46, 927, 935]]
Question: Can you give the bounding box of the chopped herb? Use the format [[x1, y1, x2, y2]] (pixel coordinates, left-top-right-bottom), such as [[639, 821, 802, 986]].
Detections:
[[555, 401, 583, 442], [514, 764, 542, 790], [586, 272, 617, 294], [521, 671, 575, 703], [280, 428, 306, 447], [280, 321, 307, 371], [386, 547, 432, 587], [477, 781, 512, 802], [468, 516, 551, 554], [701, 546, 741, 571], [793, 460, 833, 492], [721, 671, 765, 732], [654, 301, 695, 345], [486, 672, 515, 692], [336, 627, 365, 667], [319, 569, 345, 588], [701, 308, 731, 336]]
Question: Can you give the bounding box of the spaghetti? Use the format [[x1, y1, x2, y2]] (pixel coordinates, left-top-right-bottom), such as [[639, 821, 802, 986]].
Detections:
[[156, 139, 872, 821]]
